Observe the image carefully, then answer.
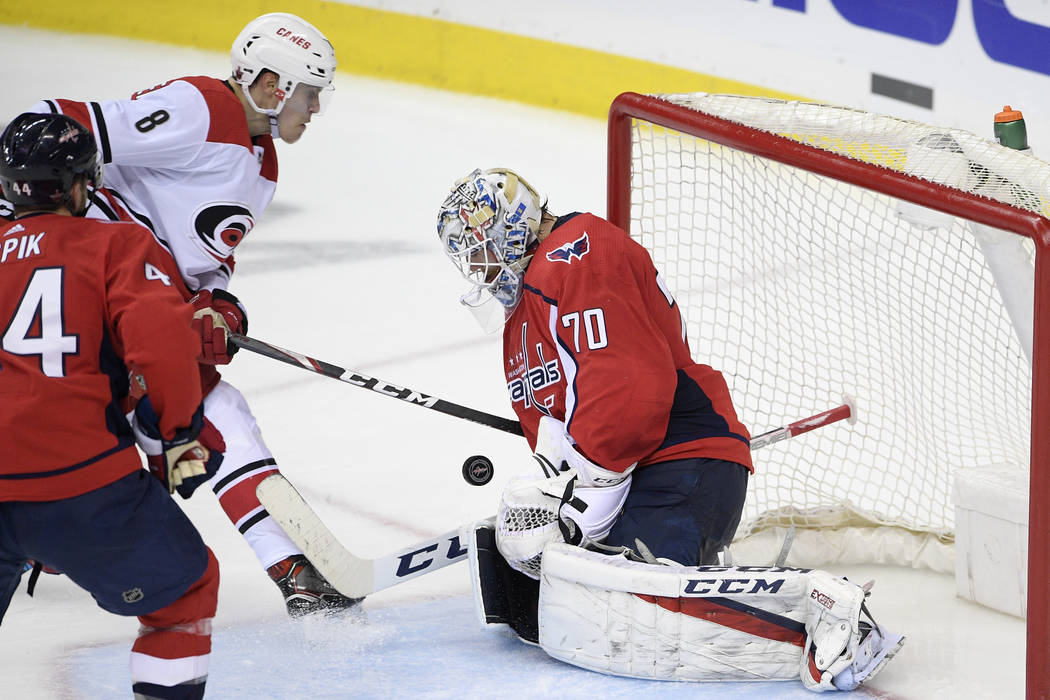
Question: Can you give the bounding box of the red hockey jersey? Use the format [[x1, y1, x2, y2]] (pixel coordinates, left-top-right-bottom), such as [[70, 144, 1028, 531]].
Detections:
[[83, 186, 221, 396], [505, 213, 752, 474], [0, 214, 202, 501]]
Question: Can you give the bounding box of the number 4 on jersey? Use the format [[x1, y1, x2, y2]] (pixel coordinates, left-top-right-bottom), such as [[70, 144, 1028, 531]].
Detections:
[[145, 262, 172, 286], [2, 267, 78, 377]]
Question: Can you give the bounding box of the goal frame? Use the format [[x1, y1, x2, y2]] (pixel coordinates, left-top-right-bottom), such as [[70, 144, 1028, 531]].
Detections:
[[607, 91, 1050, 699]]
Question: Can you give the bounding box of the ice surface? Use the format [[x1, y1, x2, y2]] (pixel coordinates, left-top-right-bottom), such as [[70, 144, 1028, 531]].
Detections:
[[0, 26, 1025, 700]]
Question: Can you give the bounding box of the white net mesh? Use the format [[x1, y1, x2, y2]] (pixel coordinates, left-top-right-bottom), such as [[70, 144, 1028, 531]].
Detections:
[[623, 94, 1037, 553]]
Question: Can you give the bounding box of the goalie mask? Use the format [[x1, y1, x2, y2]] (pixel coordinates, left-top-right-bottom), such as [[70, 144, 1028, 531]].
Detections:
[[437, 168, 544, 329], [231, 12, 337, 119]]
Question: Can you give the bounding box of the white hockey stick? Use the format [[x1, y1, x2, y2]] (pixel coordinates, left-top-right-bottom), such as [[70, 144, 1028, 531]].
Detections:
[[256, 474, 479, 598], [259, 399, 857, 598]]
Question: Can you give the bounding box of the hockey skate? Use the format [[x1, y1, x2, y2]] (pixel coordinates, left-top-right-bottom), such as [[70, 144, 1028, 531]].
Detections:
[[267, 555, 363, 617]]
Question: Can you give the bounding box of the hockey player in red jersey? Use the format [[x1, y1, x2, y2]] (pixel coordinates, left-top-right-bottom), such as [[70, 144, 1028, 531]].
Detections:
[[438, 168, 752, 569], [0, 113, 224, 699], [26, 13, 356, 615], [437, 168, 904, 692]]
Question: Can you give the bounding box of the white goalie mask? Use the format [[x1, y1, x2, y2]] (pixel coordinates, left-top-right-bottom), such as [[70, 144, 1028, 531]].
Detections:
[[437, 168, 544, 329], [231, 12, 337, 118]]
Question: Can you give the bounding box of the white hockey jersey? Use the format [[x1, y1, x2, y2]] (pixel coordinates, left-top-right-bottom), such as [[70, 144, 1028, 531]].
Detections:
[[32, 76, 278, 292]]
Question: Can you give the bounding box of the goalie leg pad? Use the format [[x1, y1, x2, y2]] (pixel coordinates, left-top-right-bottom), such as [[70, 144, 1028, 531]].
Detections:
[[467, 520, 540, 644], [537, 543, 812, 682], [800, 571, 905, 692]]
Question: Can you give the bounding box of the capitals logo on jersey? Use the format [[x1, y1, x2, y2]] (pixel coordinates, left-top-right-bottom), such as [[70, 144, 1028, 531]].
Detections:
[[507, 322, 561, 411], [546, 232, 590, 264], [192, 202, 255, 260]]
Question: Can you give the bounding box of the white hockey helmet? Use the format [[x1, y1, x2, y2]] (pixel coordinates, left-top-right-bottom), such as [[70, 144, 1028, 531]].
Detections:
[[231, 12, 337, 116], [437, 168, 545, 325]]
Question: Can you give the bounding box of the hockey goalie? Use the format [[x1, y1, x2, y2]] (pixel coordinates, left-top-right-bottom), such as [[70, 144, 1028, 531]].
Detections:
[[434, 167, 905, 692]]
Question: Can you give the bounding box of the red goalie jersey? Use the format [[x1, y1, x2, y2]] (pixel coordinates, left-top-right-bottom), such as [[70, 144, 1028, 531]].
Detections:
[[0, 214, 202, 501], [505, 213, 753, 474]]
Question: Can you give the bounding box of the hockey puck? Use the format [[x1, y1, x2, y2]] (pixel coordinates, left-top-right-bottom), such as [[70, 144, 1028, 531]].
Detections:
[[462, 455, 494, 486]]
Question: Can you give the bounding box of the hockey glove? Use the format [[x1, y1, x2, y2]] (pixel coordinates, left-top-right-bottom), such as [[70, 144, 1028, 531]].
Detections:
[[190, 288, 247, 365], [134, 397, 226, 498], [556, 474, 632, 546], [529, 414, 635, 544], [531, 415, 636, 486], [496, 420, 635, 578], [531, 415, 571, 477], [496, 468, 632, 578]]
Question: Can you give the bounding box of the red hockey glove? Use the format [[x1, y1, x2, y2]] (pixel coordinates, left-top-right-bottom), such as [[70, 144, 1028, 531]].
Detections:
[[135, 398, 226, 499], [190, 288, 247, 365]]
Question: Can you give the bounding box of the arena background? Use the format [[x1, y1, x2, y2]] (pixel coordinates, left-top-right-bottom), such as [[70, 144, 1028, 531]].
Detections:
[[7, 1, 1050, 151]]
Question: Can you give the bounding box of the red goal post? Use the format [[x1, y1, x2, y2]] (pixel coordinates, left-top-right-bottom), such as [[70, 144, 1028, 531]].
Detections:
[[608, 91, 1050, 698]]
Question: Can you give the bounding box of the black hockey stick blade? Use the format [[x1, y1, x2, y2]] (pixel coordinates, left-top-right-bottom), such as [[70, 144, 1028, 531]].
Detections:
[[230, 333, 524, 437]]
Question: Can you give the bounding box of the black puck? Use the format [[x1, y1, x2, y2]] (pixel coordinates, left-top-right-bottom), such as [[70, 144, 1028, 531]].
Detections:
[[462, 455, 494, 486]]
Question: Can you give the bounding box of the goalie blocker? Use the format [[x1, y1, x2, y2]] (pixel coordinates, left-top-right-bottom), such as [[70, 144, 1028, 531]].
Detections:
[[467, 521, 903, 692]]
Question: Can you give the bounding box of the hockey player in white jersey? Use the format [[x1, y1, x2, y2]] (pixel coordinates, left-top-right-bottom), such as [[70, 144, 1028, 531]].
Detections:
[[26, 13, 357, 616]]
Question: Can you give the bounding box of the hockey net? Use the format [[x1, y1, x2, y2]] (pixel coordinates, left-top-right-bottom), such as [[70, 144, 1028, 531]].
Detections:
[[607, 93, 1049, 577]]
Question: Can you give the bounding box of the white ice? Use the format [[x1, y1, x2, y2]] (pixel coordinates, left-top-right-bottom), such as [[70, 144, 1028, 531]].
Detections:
[[0, 27, 1026, 700]]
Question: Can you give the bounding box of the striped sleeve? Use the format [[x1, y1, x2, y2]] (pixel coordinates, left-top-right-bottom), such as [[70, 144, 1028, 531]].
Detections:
[[28, 81, 210, 168]]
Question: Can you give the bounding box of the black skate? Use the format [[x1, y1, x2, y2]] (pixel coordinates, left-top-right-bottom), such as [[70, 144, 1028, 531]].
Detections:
[[267, 555, 363, 617]]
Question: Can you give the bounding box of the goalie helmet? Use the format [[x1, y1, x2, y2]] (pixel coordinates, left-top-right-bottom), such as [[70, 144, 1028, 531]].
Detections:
[[0, 112, 101, 210], [231, 12, 337, 116], [436, 168, 545, 322]]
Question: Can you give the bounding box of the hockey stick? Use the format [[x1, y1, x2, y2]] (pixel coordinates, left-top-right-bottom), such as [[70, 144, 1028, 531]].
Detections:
[[230, 333, 524, 437], [257, 474, 478, 598], [257, 399, 858, 598], [749, 397, 857, 450]]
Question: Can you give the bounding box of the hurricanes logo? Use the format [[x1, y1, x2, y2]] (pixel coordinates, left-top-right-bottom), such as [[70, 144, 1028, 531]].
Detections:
[[546, 232, 589, 264], [193, 203, 255, 260]]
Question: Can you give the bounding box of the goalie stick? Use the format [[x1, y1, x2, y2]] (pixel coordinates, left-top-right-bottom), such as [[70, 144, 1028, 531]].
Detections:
[[257, 400, 858, 598], [749, 396, 858, 450], [230, 333, 524, 437]]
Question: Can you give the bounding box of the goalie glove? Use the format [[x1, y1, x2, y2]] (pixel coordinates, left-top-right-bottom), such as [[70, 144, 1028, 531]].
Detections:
[[532, 415, 636, 486], [556, 472, 632, 546], [532, 415, 635, 542], [190, 288, 247, 365], [497, 417, 634, 578], [531, 415, 571, 477], [133, 397, 226, 499]]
